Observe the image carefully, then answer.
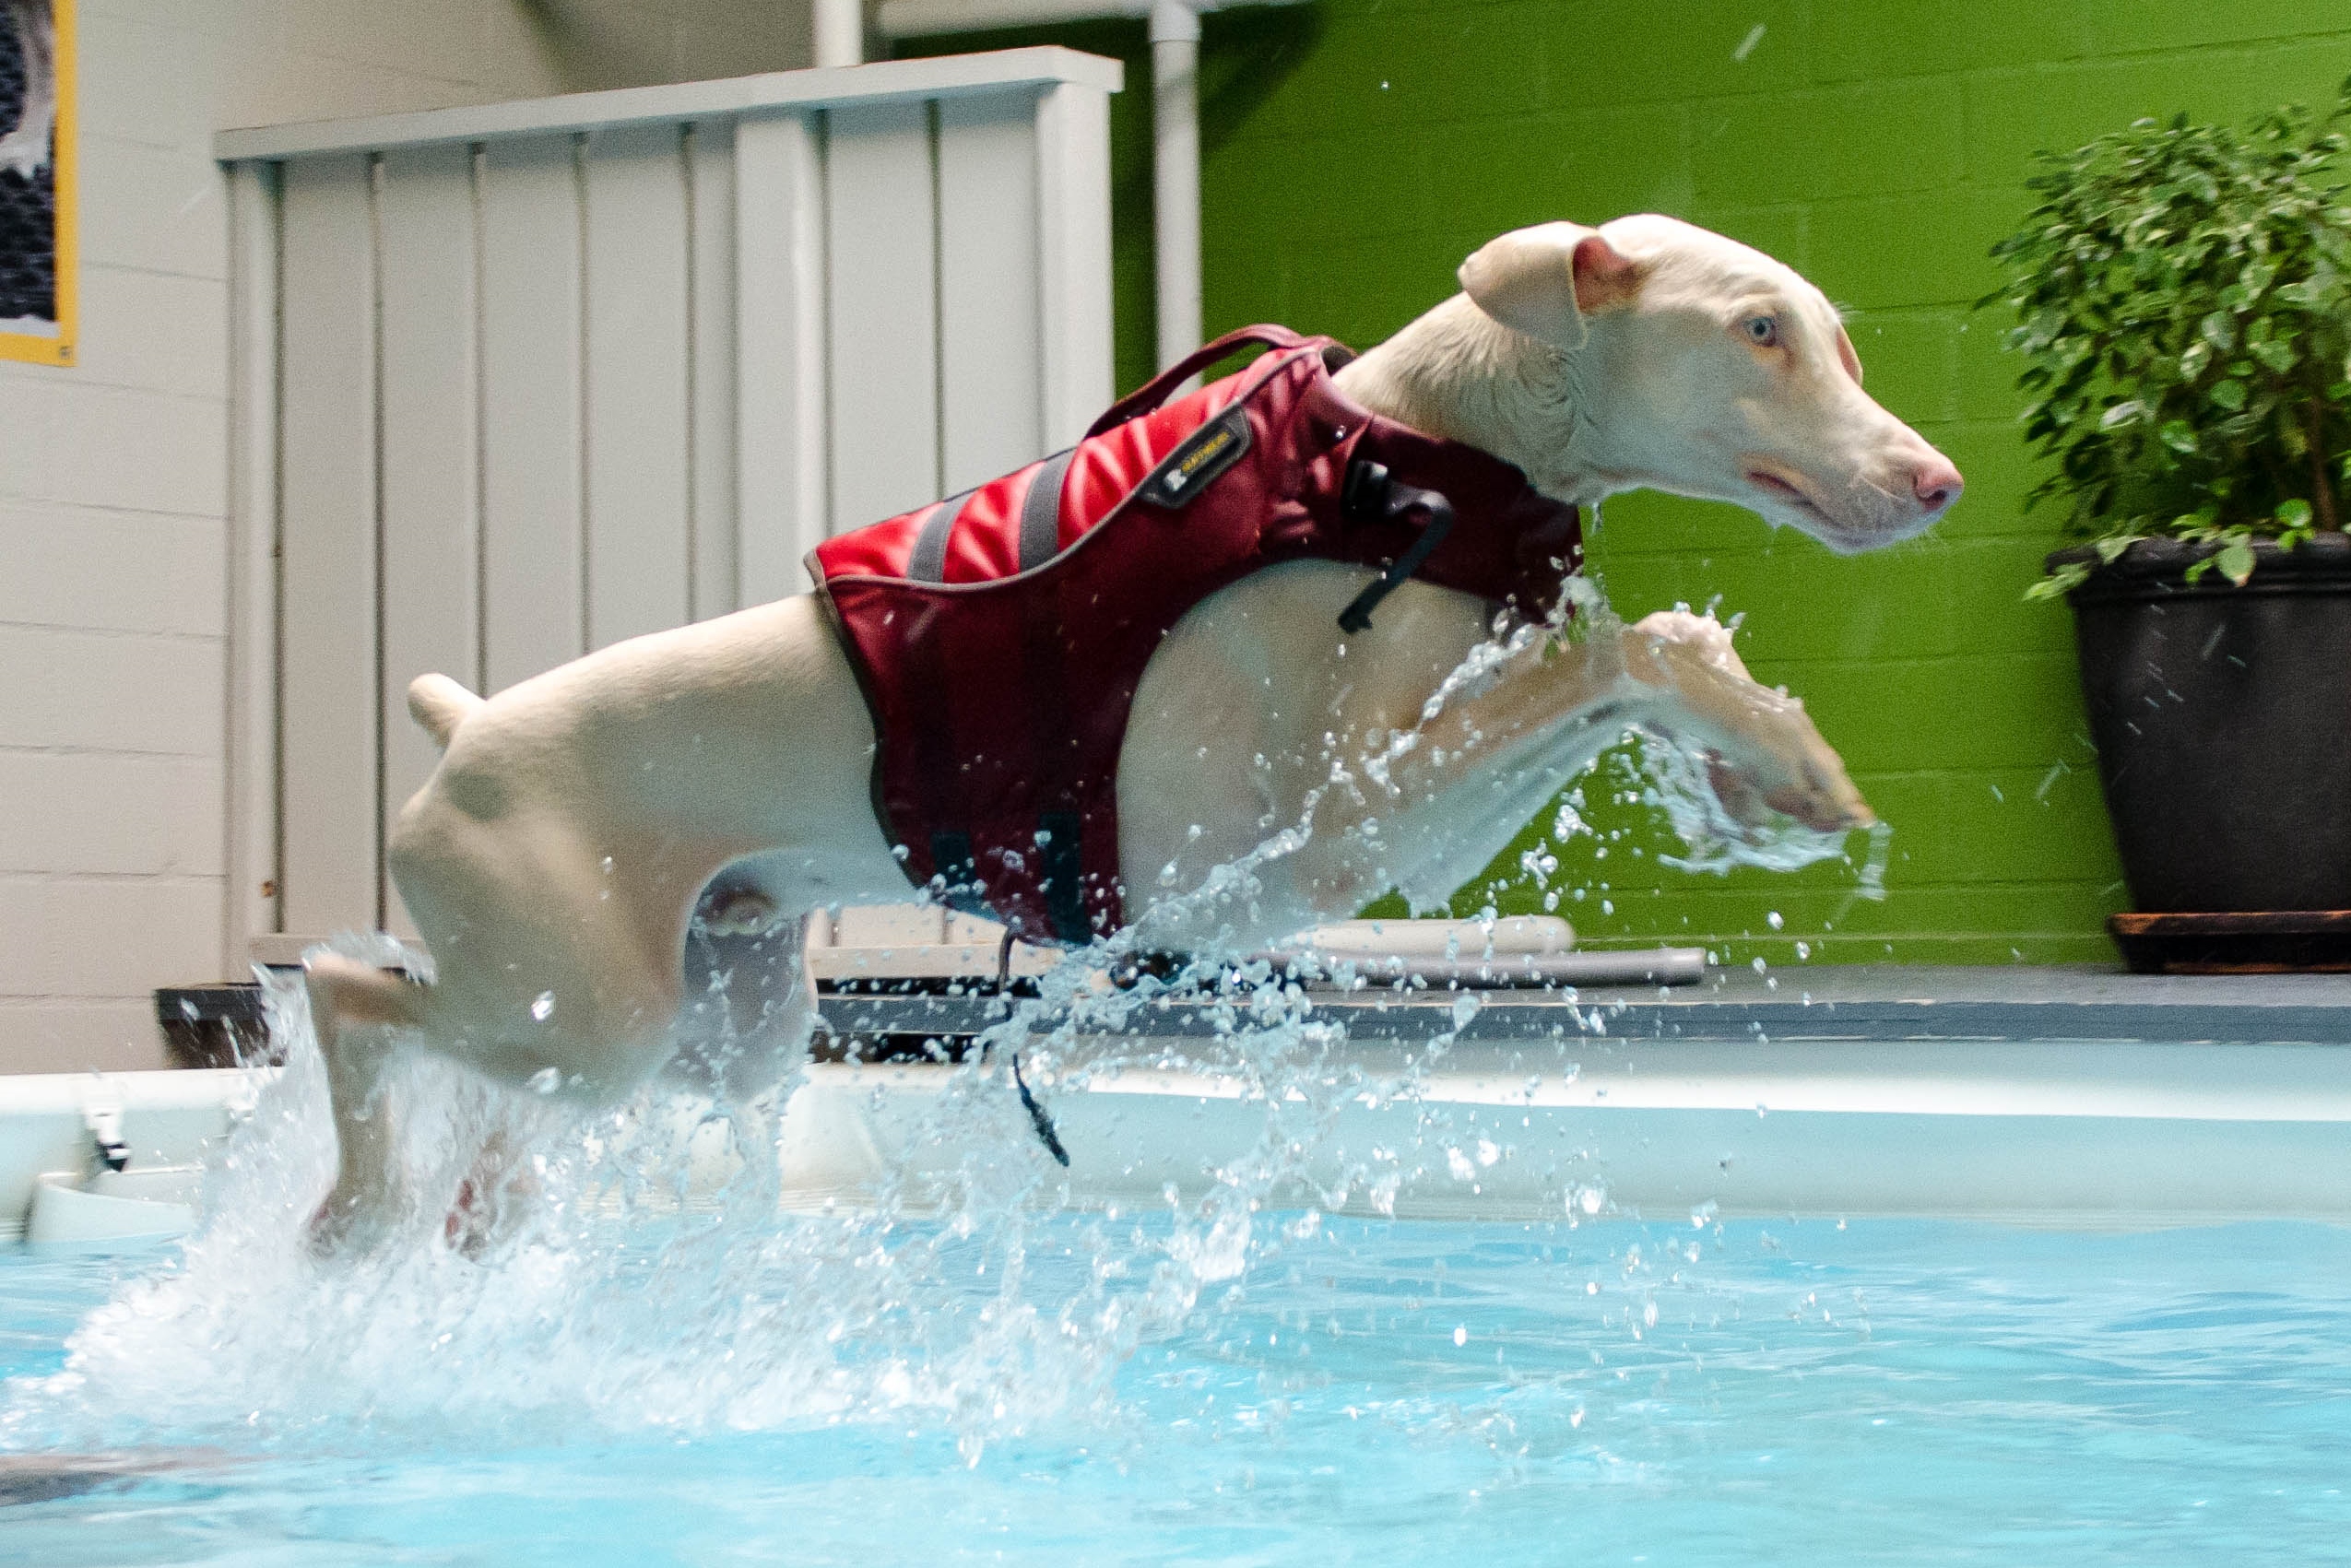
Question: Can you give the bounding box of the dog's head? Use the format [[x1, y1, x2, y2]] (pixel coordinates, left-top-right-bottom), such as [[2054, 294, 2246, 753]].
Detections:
[[1459, 215, 1962, 552]]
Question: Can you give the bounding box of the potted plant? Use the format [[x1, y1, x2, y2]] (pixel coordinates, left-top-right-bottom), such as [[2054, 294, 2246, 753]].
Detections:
[[1985, 82, 2351, 943]]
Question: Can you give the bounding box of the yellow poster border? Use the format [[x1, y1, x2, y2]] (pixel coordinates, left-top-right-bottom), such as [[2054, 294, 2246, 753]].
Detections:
[[0, 0, 73, 368]]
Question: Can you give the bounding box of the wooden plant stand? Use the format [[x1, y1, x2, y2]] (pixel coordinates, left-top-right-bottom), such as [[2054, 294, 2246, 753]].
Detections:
[[2109, 911, 2351, 974]]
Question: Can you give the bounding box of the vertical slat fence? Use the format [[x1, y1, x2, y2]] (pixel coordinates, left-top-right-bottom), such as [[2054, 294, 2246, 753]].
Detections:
[[218, 52, 1120, 952]]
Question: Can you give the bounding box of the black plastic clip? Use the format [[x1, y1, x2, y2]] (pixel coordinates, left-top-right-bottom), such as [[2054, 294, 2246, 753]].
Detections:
[[1337, 459, 1457, 633], [1012, 1054, 1070, 1167]]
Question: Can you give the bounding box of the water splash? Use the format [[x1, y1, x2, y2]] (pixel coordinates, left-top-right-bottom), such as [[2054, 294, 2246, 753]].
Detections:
[[1, 579, 1869, 1461]]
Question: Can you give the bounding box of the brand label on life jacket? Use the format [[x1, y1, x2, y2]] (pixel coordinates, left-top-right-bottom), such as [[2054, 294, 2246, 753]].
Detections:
[[1139, 407, 1252, 510]]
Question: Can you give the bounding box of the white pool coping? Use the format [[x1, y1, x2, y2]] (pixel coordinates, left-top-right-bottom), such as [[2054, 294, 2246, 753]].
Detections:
[[778, 1035, 2351, 1228], [5, 1047, 2346, 1239]]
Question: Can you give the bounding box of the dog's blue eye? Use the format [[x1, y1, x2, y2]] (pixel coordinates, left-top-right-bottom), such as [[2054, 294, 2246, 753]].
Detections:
[[1743, 314, 1779, 347]]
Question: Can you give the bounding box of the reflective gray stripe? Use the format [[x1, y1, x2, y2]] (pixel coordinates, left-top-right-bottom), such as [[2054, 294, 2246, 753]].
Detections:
[[1018, 448, 1076, 572], [907, 489, 976, 583]]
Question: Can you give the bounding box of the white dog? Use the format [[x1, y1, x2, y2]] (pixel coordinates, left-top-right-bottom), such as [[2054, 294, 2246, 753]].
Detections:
[[303, 215, 1960, 1247]]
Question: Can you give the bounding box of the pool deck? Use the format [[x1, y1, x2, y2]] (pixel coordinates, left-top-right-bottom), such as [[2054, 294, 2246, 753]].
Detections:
[[817, 963, 2351, 1048], [13, 965, 2351, 1238]]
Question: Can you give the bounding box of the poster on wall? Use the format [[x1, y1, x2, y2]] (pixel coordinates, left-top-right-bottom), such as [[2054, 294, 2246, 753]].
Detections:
[[0, 0, 69, 367]]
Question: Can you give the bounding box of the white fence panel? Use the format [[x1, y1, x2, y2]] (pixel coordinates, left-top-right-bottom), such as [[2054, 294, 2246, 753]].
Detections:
[[688, 122, 740, 621], [377, 145, 480, 937], [479, 135, 588, 696], [585, 123, 693, 651], [938, 95, 1043, 489], [276, 155, 380, 937], [733, 110, 828, 606], [823, 100, 941, 530], [217, 50, 1121, 954]]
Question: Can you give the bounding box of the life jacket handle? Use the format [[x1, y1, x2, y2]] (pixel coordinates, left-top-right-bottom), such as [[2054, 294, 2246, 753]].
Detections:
[[1084, 324, 1323, 440]]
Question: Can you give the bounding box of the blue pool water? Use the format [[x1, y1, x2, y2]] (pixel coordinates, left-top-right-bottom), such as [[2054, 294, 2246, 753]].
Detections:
[[3, 1216, 2348, 1565]]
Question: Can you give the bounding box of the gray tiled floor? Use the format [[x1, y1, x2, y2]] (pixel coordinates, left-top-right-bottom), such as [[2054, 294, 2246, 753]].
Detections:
[[819, 963, 2351, 1048]]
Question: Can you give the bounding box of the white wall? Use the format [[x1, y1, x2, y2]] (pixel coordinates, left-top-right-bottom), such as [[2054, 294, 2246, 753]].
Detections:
[[0, 0, 812, 1074]]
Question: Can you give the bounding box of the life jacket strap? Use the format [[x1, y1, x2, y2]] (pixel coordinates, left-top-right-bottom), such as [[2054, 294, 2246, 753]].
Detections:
[[1337, 459, 1459, 633]]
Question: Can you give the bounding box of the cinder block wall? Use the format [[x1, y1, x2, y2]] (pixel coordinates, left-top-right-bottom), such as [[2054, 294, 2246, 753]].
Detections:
[[920, 3, 2351, 965], [1184, 3, 2351, 964], [0, 0, 809, 1075]]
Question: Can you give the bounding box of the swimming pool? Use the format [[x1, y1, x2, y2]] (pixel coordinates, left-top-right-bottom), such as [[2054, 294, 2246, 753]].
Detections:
[[3, 1215, 2347, 1564], [6, 961, 2350, 1564]]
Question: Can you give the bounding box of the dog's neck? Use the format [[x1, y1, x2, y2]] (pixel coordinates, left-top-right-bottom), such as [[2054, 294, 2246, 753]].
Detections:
[[1333, 296, 1624, 507]]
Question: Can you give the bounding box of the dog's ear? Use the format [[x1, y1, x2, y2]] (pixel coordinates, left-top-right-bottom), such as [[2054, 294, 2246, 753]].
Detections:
[[1835, 320, 1865, 385], [1458, 222, 1642, 349]]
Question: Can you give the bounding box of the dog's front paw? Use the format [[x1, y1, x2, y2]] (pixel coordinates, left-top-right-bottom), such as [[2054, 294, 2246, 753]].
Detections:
[[1707, 726, 1874, 836], [1632, 609, 1751, 680]]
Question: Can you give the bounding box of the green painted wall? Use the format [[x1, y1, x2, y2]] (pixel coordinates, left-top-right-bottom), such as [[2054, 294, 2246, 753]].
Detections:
[[901, 5, 2351, 965]]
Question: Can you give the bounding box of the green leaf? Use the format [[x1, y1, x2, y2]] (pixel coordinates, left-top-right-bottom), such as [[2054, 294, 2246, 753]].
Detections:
[[2248, 336, 2298, 372], [2216, 538, 2258, 584], [2159, 419, 2200, 454], [2098, 400, 2145, 430], [2276, 498, 2314, 528], [2210, 377, 2248, 409], [2027, 562, 2093, 601]]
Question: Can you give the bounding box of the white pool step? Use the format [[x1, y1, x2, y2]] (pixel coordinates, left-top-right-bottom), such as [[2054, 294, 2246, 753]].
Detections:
[[26, 1167, 202, 1246]]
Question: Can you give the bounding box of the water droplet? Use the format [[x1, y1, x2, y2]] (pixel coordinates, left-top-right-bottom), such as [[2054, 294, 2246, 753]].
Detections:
[[526, 1066, 561, 1095], [1452, 1325, 1468, 1347], [1766, 910, 1784, 930], [531, 990, 555, 1021]]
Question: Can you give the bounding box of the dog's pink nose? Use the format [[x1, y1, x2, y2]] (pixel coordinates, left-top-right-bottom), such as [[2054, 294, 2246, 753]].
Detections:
[[1911, 455, 1963, 514]]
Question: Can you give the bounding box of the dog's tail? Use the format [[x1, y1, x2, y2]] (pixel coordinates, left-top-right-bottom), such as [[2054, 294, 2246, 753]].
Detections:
[[408, 673, 484, 750]]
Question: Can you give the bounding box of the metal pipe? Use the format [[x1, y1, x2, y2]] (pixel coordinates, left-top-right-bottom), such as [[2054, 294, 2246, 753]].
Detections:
[[875, 0, 1304, 375], [814, 0, 864, 67], [1149, 0, 1200, 372]]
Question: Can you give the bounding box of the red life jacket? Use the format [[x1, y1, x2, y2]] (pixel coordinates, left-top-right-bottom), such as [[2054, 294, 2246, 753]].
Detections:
[[809, 325, 1583, 945]]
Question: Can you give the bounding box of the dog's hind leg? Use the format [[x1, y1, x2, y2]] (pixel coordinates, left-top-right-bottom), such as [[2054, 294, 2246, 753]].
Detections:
[[303, 953, 431, 1253]]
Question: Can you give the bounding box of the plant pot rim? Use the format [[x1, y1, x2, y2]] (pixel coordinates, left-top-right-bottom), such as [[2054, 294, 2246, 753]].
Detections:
[[2048, 532, 2351, 599]]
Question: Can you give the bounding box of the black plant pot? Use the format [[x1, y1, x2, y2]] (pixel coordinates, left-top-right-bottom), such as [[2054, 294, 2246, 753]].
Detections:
[[2058, 533, 2351, 912]]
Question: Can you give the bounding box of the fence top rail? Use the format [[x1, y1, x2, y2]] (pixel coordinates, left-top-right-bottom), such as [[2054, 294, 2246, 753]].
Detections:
[[214, 46, 1124, 163]]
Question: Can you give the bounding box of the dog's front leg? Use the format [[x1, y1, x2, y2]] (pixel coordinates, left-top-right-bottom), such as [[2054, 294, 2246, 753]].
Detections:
[[1312, 615, 1872, 914]]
